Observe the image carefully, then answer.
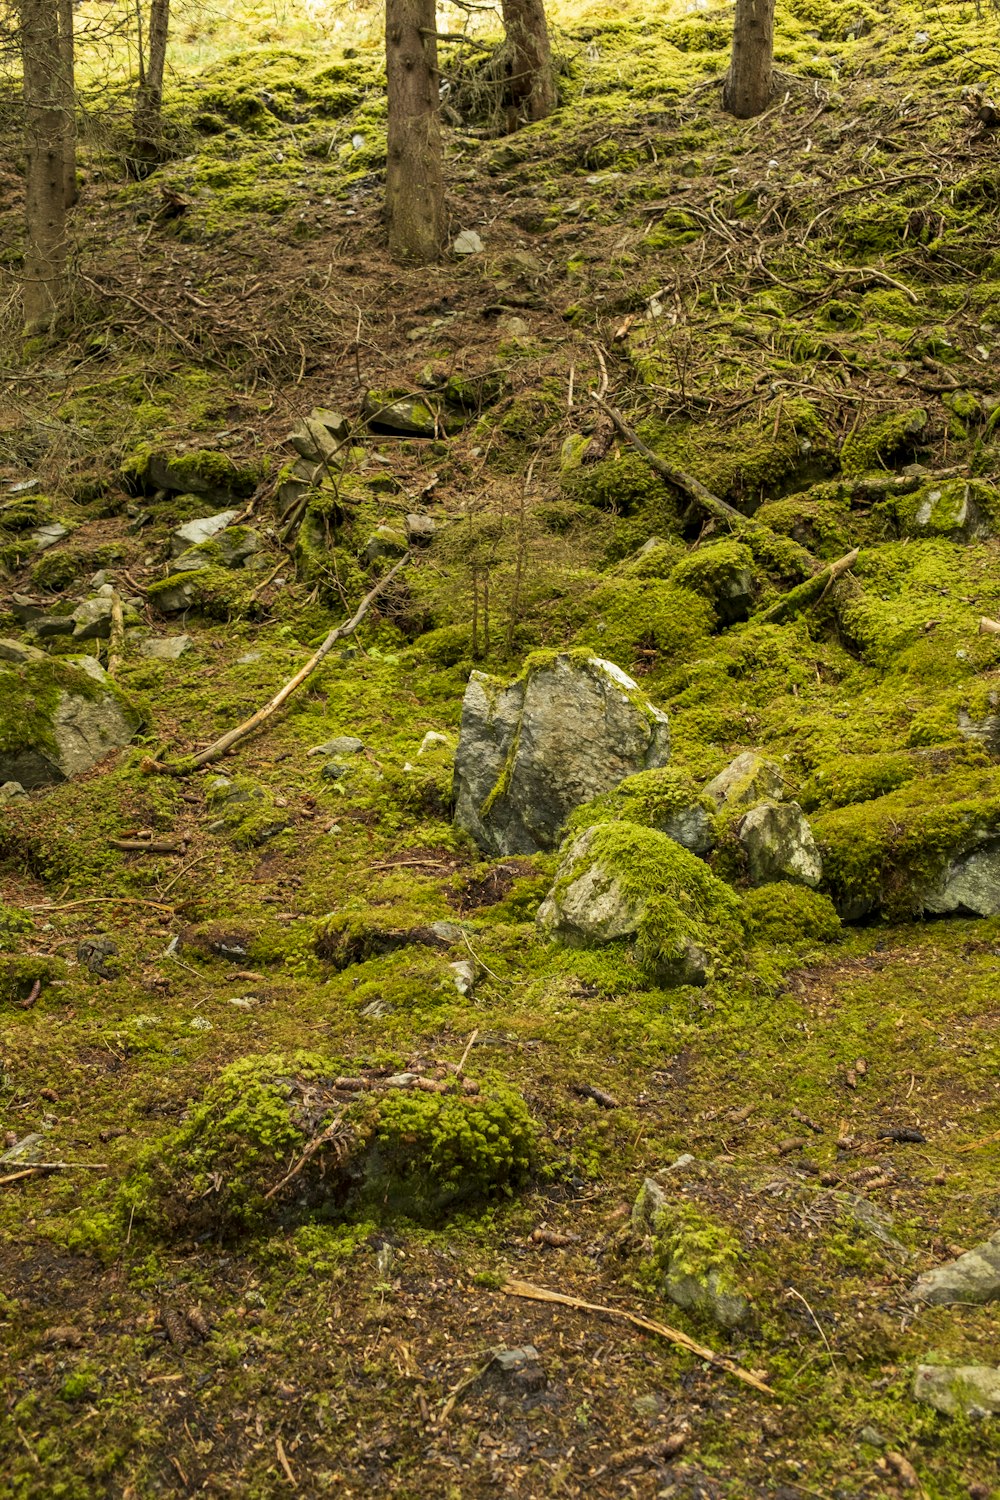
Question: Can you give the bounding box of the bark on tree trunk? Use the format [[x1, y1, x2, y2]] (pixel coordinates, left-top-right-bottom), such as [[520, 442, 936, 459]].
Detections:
[[133, 0, 170, 162], [56, 0, 76, 207], [722, 0, 775, 119], [501, 0, 556, 124], [20, 0, 68, 332], [385, 0, 444, 265]]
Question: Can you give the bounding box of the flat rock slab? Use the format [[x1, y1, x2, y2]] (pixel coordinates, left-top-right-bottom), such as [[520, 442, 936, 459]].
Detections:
[[908, 1229, 1000, 1305], [170, 511, 240, 557], [913, 1364, 1000, 1417], [454, 651, 670, 856], [0, 656, 140, 789], [140, 635, 193, 661]]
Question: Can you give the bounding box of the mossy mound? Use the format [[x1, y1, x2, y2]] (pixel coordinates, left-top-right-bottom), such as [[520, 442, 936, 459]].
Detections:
[[813, 765, 1000, 918], [539, 821, 744, 986], [566, 766, 715, 853], [742, 882, 842, 947], [124, 1052, 536, 1237], [840, 408, 927, 476]]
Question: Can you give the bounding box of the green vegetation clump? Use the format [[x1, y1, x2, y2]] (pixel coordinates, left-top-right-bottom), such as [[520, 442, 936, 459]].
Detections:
[[124, 1052, 535, 1236], [742, 882, 842, 946], [646, 1199, 749, 1329], [813, 766, 1000, 917], [840, 407, 927, 475], [566, 766, 713, 839], [800, 751, 920, 811], [574, 579, 714, 673], [147, 565, 263, 621], [365, 1085, 536, 1220], [0, 901, 32, 951], [122, 444, 261, 498], [0, 954, 66, 1004]]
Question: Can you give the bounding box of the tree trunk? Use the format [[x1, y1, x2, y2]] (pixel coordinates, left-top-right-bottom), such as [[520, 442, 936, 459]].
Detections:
[[722, 0, 775, 119], [385, 0, 444, 266], [20, 0, 68, 332], [133, 0, 170, 163], [501, 0, 556, 124], [56, 0, 76, 207]]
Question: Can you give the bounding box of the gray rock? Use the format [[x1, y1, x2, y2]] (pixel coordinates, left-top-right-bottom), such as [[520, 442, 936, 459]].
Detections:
[[363, 526, 408, 563], [32, 522, 69, 552], [0, 1132, 48, 1165], [310, 407, 350, 442], [908, 1230, 1000, 1306], [454, 229, 484, 255], [173, 527, 259, 572], [0, 781, 28, 804], [70, 597, 114, 641], [631, 1176, 668, 1230], [738, 801, 822, 887], [913, 1365, 1000, 1418], [499, 315, 530, 339], [0, 656, 140, 789], [0, 638, 44, 665], [536, 825, 718, 988], [899, 479, 996, 541], [32, 614, 77, 640], [418, 731, 451, 756], [169, 510, 240, 557], [958, 700, 1000, 759], [705, 751, 786, 810], [150, 575, 203, 614], [631, 1181, 750, 1330], [449, 958, 476, 996], [308, 735, 365, 757], [454, 652, 670, 856], [490, 1345, 545, 1392], [140, 635, 192, 661], [662, 1265, 750, 1331], [320, 760, 347, 780], [857, 1427, 885, 1448], [659, 800, 715, 856], [405, 512, 437, 546], [288, 415, 344, 465], [922, 842, 1000, 917], [362, 393, 440, 437]]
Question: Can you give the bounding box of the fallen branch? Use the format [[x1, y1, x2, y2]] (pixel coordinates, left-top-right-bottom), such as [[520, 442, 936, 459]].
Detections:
[[1, 1161, 109, 1187], [143, 554, 410, 776], [109, 838, 187, 854], [979, 616, 1000, 636], [107, 590, 125, 677], [263, 1114, 348, 1202], [501, 1279, 775, 1396], [591, 393, 749, 530], [24, 897, 174, 914], [751, 547, 860, 625]]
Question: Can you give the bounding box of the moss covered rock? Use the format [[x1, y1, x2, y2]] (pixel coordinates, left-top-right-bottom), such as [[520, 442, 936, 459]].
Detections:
[[738, 801, 823, 888], [633, 1180, 750, 1329], [0, 655, 141, 789], [742, 882, 841, 946], [566, 766, 716, 854], [537, 821, 744, 987], [454, 651, 671, 856]]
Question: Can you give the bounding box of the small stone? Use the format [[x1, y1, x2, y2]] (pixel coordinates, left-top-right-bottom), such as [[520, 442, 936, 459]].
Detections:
[[453, 230, 484, 255], [0, 781, 28, 804], [499, 315, 530, 339], [405, 513, 436, 546], [418, 731, 450, 756], [738, 801, 822, 888], [364, 526, 407, 562], [908, 1230, 1000, 1306], [309, 735, 365, 757], [913, 1364, 1000, 1418], [491, 1345, 546, 1392], [631, 1177, 668, 1230], [31, 522, 69, 552], [70, 597, 115, 641], [320, 760, 348, 780], [449, 959, 476, 996], [857, 1426, 885, 1448], [705, 751, 786, 810], [140, 635, 192, 661], [188, 1016, 213, 1031], [169, 510, 240, 557], [385, 1073, 418, 1088]]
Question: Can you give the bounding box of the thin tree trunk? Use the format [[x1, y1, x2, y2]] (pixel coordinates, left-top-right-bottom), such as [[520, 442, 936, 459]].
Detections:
[[56, 0, 76, 207], [385, 0, 444, 265], [501, 0, 556, 124], [722, 0, 775, 119], [133, 0, 170, 162], [20, 0, 68, 332]]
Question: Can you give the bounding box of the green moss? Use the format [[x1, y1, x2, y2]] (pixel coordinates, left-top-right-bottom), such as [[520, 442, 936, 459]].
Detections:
[[0, 953, 67, 1004], [553, 821, 745, 984], [669, 540, 756, 621], [364, 1085, 536, 1220], [813, 766, 1000, 917], [0, 901, 32, 952], [840, 408, 927, 475], [566, 766, 713, 840], [573, 579, 714, 675], [0, 657, 115, 763], [645, 1199, 749, 1329], [147, 565, 262, 621], [742, 882, 842, 946], [801, 751, 920, 811], [123, 444, 261, 498]]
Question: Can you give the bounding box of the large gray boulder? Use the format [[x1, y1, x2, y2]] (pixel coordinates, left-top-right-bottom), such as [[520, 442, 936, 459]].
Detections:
[[913, 1365, 1000, 1418], [454, 652, 670, 855], [908, 1230, 1000, 1306], [0, 656, 141, 788], [738, 801, 822, 888]]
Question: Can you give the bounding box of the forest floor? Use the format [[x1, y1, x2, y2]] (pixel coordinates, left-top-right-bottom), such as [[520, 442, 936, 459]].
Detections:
[[2, 1, 1000, 1496]]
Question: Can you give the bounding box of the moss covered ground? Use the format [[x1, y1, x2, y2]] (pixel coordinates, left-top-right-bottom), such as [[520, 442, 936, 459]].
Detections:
[[2, 0, 1000, 1494]]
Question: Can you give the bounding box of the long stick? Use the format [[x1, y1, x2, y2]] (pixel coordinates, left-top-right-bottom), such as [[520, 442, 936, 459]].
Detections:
[[501, 1278, 775, 1396], [107, 589, 125, 677], [751, 547, 859, 625], [591, 393, 751, 529], [143, 555, 410, 776]]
